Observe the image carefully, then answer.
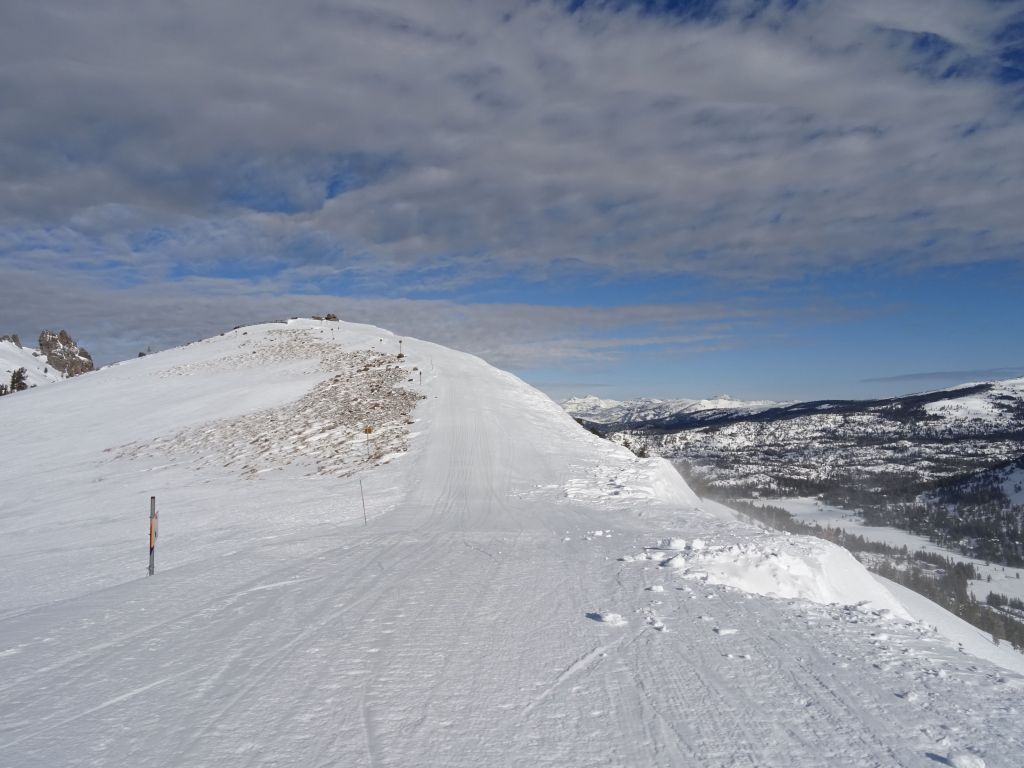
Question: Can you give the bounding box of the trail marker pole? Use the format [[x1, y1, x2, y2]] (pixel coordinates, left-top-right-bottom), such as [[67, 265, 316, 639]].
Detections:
[[148, 496, 158, 576], [359, 479, 368, 526]]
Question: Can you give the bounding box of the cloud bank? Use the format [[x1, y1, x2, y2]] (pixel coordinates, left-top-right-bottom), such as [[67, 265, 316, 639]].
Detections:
[[862, 367, 1024, 384], [3, 1, 1022, 279]]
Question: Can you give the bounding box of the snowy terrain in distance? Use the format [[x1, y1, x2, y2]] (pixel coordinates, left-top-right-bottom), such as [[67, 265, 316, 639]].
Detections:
[[562, 393, 785, 425], [1, 319, 1021, 767], [0, 338, 63, 388]]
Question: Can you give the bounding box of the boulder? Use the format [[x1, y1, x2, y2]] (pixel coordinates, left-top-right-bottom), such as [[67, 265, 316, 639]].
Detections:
[[38, 330, 94, 377]]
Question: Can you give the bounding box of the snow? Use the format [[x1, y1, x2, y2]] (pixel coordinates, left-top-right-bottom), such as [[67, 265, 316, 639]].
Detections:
[[876, 577, 1024, 676], [589, 611, 628, 626], [947, 752, 987, 768], [923, 377, 1024, 427], [562, 392, 784, 425], [625, 533, 910, 617], [2, 319, 1022, 767], [0, 339, 63, 389], [749, 496, 1024, 603]]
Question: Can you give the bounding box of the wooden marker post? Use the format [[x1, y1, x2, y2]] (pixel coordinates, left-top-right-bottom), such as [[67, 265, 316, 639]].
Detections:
[[148, 496, 158, 576], [363, 425, 373, 458], [359, 479, 368, 526]]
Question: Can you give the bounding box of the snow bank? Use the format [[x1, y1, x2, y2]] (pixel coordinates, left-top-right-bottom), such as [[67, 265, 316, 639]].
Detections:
[[564, 455, 701, 507], [876, 576, 1024, 676], [646, 535, 910, 617], [646, 457, 702, 506], [948, 752, 987, 768]]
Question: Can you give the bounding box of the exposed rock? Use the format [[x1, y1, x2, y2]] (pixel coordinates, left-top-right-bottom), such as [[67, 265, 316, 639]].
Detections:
[[0, 334, 21, 348], [38, 330, 94, 377]]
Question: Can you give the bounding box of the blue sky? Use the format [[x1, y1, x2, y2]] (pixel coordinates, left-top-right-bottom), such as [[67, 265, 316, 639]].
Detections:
[[1, 0, 1022, 402]]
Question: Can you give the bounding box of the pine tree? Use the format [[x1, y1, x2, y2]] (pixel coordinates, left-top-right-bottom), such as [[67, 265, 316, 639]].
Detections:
[[10, 367, 28, 392]]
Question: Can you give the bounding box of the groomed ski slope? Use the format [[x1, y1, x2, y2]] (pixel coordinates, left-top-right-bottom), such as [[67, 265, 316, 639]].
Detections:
[[1, 320, 1021, 768]]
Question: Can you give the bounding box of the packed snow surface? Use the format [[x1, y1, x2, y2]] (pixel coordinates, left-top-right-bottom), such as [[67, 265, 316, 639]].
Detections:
[[1, 320, 1022, 767]]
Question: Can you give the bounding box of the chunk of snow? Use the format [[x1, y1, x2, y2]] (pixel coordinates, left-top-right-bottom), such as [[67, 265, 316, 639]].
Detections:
[[686, 535, 910, 617], [947, 751, 986, 768], [591, 612, 627, 626]]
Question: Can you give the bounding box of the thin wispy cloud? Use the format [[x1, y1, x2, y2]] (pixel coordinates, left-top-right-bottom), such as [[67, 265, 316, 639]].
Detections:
[[863, 368, 1024, 384]]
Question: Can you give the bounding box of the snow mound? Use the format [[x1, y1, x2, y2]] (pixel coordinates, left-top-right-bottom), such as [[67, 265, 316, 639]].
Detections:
[[688, 536, 910, 616], [589, 611, 628, 626], [628, 534, 909, 617], [565, 456, 700, 506], [948, 752, 986, 768]]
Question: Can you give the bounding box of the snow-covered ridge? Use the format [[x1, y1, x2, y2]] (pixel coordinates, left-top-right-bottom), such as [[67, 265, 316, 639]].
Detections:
[[2, 319, 1021, 767], [0, 338, 64, 388], [921, 376, 1024, 426]]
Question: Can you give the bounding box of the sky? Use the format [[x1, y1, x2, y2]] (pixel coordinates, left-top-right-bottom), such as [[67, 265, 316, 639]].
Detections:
[[1, 0, 1022, 402]]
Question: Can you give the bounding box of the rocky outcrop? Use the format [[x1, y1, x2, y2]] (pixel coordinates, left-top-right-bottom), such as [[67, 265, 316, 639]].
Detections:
[[38, 330, 94, 377], [0, 334, 21, 348]]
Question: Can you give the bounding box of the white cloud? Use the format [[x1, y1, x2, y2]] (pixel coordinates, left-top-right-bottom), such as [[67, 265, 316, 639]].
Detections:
[[1, 0, 1021, 284]]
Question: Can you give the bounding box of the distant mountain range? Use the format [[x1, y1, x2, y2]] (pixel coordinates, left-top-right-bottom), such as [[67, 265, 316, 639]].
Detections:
[[562, 393, 786, 427], [565, 379, 1024, 440], [563, 379, 1024, 564], [563, 378, 1024, 485]]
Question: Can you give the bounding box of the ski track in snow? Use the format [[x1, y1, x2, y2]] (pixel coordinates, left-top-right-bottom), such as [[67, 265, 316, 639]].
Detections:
[[1, 320, 1022, 767]]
